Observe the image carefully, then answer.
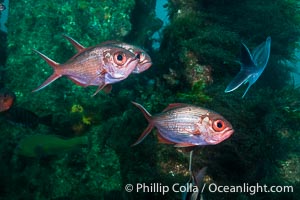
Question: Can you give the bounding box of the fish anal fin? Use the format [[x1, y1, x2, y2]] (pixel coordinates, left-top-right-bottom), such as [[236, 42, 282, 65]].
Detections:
[[162, 103, 187, 112], [62, 34, 86, 52]]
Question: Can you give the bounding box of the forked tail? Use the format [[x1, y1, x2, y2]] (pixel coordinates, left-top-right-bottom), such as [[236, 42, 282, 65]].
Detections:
[[131, 101, 154, 146], [32, 49, 61, 92]]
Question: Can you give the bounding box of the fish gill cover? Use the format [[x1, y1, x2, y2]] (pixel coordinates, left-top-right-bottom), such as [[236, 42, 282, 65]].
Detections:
[[0, 0, 299, 200]]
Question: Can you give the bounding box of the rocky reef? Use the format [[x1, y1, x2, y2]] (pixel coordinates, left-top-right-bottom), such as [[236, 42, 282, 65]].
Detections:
[[0, 0, 299, 199]]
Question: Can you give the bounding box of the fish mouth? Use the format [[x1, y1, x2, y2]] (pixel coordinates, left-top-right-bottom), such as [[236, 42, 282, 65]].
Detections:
[[132, 62, 152, 73], [206, 128, 234, 145], [224, 128, 234, 137]]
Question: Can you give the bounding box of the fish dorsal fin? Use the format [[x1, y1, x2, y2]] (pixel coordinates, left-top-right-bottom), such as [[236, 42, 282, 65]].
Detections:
[[62, 34, 86, 52], [162, 103, 188, 112], [240, 42, 255, 67]]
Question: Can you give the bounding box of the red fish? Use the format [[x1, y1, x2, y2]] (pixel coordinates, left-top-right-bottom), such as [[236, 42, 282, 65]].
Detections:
[[33, 36, 139, 96], [63, 35, 152, 74], [132, 102, 234, 147], [0, 88, 15, 112]]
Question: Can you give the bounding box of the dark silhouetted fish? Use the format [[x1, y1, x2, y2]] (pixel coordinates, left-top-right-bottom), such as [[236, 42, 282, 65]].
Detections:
[[225, 37, 271, 98], [2, 107, 52, 128]]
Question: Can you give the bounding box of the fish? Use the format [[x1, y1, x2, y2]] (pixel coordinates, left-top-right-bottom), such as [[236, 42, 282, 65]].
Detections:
[[182, 167, 207, 200], [2, 107, 52, 129], [16, 134, 88, 157], [131, 102, 234, 147], [33, 35, 139, 96], [63, 35, 152, 74], [0, 3, 5, 11], [0, 88, 16, 112], [225, 36, 271, 98]]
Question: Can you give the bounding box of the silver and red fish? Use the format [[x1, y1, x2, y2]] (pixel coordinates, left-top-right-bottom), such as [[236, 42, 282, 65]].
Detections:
[[63, 35, 152, 74], [33, 35, 140, 95], [132, 102, 234, 147]]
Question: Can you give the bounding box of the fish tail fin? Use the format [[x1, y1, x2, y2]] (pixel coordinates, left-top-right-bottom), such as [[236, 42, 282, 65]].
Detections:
[[32, 49, 61, 92], [131, 101, 154, 146]]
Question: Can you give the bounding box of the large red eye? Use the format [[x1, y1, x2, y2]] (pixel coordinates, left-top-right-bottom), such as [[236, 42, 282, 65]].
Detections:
[[212, 119, 226, 131], [114, 52, 127, 65]]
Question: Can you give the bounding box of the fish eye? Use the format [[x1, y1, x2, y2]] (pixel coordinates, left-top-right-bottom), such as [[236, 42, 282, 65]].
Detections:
[[136, 52, 145, 62], [113, 52, 127, 65], [212, 119, 226, 131]]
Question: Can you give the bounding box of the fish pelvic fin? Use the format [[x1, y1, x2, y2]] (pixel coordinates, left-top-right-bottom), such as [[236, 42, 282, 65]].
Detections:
[[32, 49, 62, 92], [131, 102, 154, 146], [62, 34, 85, 52]]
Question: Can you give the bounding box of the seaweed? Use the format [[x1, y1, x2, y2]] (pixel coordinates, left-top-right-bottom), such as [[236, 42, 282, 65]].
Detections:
[[0, 0, 299, 199]]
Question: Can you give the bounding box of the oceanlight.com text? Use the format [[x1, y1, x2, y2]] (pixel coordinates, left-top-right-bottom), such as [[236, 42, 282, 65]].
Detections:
[[208, 183, 293, 195]]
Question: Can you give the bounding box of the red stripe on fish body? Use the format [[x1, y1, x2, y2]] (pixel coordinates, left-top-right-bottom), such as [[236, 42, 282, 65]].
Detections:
[[34, 42, 138, 95], [132, 102, 234, 147]]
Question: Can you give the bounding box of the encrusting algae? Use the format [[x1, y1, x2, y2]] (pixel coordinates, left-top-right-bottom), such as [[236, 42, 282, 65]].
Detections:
[[17, 135, 88, 157]]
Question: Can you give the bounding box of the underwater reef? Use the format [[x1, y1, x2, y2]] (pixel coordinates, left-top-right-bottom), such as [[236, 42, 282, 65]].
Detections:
[[0, 0, 299, 199]]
